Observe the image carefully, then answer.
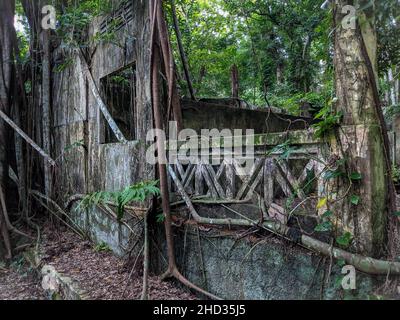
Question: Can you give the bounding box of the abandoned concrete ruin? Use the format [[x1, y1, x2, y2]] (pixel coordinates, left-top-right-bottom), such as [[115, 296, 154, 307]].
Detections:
[[49, 1, 400, 299]]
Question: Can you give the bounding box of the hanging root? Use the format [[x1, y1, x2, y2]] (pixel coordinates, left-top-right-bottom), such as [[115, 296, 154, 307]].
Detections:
[[0, 184, 33, 240], [161, 267, 222, 300], [149, 0, 221, 300]]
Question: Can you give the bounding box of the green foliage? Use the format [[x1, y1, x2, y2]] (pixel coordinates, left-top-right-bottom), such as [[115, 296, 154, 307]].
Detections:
[[377, 1, 400, 74], [323, 169, 344, 180], [56, 0, 114, 48], [314, 209, 333, 233], [336, 232, 353, 248], [77, 180, 160, 220], [268, 140, 297, 160], [268, 89, 330, 115], [384, 104, 400, 121], [336, 258, 346, 268], [64, 140, 85, 152], [314, 220, 333, 232], [156, 213, 166, 223], [392, 165, 400, 184], [302, 168, 316, 195], [110, 75, 130, 86], [350, 195, 360, 206], [322, 210, 333, 218], [54, 58, 74, 73], [311, 106, 343, 138], [94, 242, 111, 252], [349, 172, 362, 181], [168, 0, 331, 106]]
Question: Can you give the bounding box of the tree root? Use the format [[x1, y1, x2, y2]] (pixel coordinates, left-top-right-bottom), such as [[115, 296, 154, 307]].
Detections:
[[150, 0, 220, 300], [0, 184, 33, 240], [161, 267, 222, 300], [30, 190, 85, 238]]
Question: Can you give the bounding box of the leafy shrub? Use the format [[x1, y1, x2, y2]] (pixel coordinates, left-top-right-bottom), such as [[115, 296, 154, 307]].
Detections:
[[77, 180, 160, 220]]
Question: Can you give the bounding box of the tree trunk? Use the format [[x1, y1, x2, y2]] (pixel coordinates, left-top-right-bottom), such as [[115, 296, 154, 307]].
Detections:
[[170, 0, 195, 100], [41, 28, 52, 200], [231, 64, 239, 99], [331, 0, 392, 256], [0, 0, 15, 260]]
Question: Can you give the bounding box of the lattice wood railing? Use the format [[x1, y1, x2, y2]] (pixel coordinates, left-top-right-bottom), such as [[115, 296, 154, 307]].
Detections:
[[167, 130, 329, 216]]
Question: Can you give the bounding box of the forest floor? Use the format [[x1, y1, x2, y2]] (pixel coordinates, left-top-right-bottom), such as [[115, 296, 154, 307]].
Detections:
[[0, 264, 46, 300], [0, 225, 196, 300]]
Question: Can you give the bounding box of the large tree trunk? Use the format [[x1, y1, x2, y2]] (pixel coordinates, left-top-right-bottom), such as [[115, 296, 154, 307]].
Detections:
[[331, 0, 393, 256], [41, 27, 52, 200], [231, 64, 239, 99], [0, 0, 15, 259]]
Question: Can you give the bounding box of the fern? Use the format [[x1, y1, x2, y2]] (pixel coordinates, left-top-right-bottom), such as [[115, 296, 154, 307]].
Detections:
[[77, 180, 160, 220]]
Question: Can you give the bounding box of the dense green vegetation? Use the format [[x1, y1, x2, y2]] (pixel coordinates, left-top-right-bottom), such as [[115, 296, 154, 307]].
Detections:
[[13, 0, 400, 115], [165, 0, 399, 114]]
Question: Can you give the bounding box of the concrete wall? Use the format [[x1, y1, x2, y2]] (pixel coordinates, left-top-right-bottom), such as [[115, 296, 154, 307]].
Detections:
[[182, 99, 311, 134], [150, 223, 380, 300], [52, 0, 154, 203], [69, 203, 141, 257]]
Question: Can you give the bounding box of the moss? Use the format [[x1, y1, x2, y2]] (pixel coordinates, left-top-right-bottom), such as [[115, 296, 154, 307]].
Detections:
[[368, 125, 388, 256], [171, 130, 324, 151]]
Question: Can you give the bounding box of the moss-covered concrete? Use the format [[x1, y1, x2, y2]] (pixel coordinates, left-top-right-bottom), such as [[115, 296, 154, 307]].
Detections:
[[150, 223, 383, 300], [182, 99, 310, 135]]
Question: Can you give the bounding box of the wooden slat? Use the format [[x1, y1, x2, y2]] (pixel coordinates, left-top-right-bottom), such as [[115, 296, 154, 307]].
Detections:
[[225, 160, 236, 199], [275, 159, 306, 199], [236, 158, 263, 200], [263, 158, 275, 206], [201, 164, 219, 199], [205, 164, 225, 198], [195, 165, 204, 195]]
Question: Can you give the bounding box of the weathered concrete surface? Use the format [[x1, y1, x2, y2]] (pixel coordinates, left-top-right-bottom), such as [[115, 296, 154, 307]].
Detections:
[[41, 265, 88, 300], [69, 204, 142, 258], [64, 199, 390, 300], [182, 99, 311, 134], [151, 223, 381, 300]]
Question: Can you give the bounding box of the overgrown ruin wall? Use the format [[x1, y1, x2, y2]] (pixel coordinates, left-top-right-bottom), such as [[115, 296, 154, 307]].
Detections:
[[52, 0, 154, 204], [50, 0, 392, 300], [182, 99, 310, 134], [151, 223, 379, 300]]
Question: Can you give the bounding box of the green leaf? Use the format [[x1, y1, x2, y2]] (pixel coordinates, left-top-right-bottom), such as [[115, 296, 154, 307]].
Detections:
[[76, 180, 160, 221], [394, 211, 400, 217], [323, 170, 343, 180], [314, 221, 333, 232], [337, 259, 346, 267], [322, 210, 333, 218], [350, 195, 360, 206], [350, 172, 362, 181], [336, 232, 353, 247], [156, 213, 165, 223]]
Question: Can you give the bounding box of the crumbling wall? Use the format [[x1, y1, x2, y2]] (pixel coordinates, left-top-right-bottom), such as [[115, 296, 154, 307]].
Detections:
[[182, 99, 311, 134], [52, 0, 154, 202], [151, 223, 380, 300], [51, 0, 153, 257]]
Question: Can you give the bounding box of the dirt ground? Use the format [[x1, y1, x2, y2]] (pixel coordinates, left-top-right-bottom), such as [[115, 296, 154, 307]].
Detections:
[[0, 266, 46, 300], [0, 225, 196, 300]]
